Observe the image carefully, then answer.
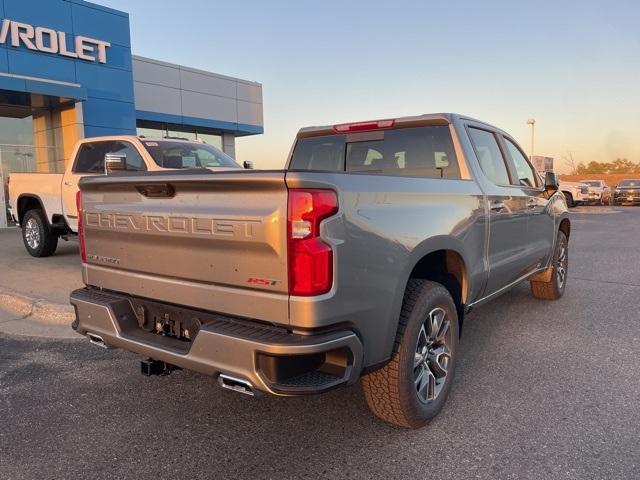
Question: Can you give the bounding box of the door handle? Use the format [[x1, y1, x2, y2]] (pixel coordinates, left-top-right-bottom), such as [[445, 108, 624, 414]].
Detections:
[[490, 201, 505, 212], [527, 199, 536, 209], [63, 181, 74, 187]]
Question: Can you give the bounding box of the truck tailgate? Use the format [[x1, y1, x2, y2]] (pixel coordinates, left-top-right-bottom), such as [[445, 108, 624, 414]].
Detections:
[[79, 171, 290, 325]]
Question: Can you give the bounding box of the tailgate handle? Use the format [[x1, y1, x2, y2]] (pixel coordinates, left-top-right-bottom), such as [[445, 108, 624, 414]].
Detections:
[[136, 184, 175, 198]]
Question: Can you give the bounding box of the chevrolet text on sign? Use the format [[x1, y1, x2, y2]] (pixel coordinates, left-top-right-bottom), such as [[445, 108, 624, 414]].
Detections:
[[0, 19, 110, 63]]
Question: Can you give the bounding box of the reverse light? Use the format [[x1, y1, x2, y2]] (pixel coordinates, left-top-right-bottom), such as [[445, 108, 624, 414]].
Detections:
[[333, 119, 395, 133], [76, 190, 86, 263], [287, 189, 338, 296]]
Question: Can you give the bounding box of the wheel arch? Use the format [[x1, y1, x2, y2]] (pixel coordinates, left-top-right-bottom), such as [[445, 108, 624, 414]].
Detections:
[[16, 194, 49, 226], [380, 236, 470, 364], [408, 249, 468, 309]]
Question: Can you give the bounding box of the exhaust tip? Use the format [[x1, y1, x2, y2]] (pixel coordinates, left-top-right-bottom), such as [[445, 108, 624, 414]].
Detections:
[[218, 374, 255, 396], [86, 332, 109, 349]]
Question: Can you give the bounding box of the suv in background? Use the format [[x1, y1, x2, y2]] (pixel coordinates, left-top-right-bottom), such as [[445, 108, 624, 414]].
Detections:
[[613, 179, 640, 205], [580, 179, 611, 205]]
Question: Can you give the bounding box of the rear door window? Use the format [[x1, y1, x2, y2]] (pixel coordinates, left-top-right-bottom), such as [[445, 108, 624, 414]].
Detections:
[[289, 126, 461, 179]]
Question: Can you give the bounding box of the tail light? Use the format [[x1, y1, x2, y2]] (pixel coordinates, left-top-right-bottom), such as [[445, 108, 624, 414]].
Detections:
[[287, 189, 338, 296], [76, 190, 86, 263]]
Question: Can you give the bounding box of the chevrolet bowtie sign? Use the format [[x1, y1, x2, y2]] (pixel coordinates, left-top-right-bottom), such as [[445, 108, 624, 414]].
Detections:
[[0, 19, 110, 64]]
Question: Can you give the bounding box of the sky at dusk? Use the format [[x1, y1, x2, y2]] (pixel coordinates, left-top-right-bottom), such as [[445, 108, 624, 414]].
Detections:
[[101, 0, 640, 172]]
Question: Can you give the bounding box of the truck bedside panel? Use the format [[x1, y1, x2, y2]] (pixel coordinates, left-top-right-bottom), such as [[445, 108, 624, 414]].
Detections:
[[8, 173, 64, 225]]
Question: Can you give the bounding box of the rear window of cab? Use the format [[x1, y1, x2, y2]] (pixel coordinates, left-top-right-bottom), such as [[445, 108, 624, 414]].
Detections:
[[289, 126, 461, 179]]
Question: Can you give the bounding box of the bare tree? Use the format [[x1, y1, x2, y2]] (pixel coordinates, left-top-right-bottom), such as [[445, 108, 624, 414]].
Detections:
[[561, 151, 578, 175]]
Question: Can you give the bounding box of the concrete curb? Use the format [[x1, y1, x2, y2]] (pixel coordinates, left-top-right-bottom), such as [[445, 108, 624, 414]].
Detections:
[[0, 286, 74, 325]]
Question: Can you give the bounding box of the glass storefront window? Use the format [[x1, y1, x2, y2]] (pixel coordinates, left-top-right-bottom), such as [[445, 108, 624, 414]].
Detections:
[[168, 129, 196, 141], [0, 116, 34, 145], [0, 117, 37, 178], [196, 132, 223, 150], [137, 126, 166, 139], [0, 116, 56, 226]]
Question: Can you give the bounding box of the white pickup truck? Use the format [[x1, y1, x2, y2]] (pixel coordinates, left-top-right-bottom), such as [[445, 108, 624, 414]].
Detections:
[[8, 135, 242, 257], [558, 179, 589, 208]]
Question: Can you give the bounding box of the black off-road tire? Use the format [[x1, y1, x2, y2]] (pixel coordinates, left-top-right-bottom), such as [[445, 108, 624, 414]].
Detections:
[[22, 209, 58, 258], [530, 230, 568, 300], [361, 280, 459, 429]]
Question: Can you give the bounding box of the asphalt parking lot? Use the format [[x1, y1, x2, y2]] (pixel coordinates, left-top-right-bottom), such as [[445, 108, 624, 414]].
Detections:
[[1, 206, 639, 480], [0, 228, 82, 305]]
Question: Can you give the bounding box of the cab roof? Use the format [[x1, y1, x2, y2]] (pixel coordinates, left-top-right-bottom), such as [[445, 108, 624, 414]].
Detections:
[[296, 113, 499, 138]]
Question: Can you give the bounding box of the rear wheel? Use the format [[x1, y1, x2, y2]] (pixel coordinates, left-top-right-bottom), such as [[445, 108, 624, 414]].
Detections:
[[22, 209, 58, 257], [530, 230, 568, 300], [361, 280, 459, 429]]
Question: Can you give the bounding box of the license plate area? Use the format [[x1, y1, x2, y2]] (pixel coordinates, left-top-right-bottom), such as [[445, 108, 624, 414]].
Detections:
[[131, 299, 202, 343], [108, 292, 291, 355]]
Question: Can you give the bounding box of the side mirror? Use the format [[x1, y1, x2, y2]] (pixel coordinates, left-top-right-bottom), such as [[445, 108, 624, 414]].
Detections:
[[243, 160, 254, 170], [544, 171, 559, 192], [105, 153, 127, 174]]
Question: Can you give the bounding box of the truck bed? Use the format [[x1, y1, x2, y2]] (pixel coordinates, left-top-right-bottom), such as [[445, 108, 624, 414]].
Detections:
[[8, 173, 64, 225]]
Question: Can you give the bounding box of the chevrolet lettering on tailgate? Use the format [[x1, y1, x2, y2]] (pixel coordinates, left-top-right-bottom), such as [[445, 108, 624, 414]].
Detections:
[[85, 212, 262, 238]]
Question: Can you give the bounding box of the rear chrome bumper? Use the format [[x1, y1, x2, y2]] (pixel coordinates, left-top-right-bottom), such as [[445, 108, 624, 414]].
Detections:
[[70, 288, 363, 395]]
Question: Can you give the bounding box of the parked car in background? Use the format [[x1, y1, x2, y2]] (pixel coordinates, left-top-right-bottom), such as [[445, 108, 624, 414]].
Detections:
[[558, 179, 589, 208], [71, 113, 571, 429], [612, 179, 640, 206], [580, 179, 611, 205], [8, 136, 241, 257]]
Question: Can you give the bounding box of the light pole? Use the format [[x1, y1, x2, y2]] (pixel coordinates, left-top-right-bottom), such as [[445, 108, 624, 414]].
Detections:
[[526, 118, 536, 160]]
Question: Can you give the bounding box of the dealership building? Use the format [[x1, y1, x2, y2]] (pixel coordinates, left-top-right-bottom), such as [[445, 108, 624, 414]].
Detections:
[[0, 0, 264, 226]]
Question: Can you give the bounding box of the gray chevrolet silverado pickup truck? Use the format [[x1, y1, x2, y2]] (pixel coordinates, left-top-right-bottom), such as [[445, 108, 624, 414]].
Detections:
[[71, 113, 570, 428]]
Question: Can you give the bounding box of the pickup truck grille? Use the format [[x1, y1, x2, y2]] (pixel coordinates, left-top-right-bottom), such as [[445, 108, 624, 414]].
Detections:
[[615, 191, 640, 201]]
